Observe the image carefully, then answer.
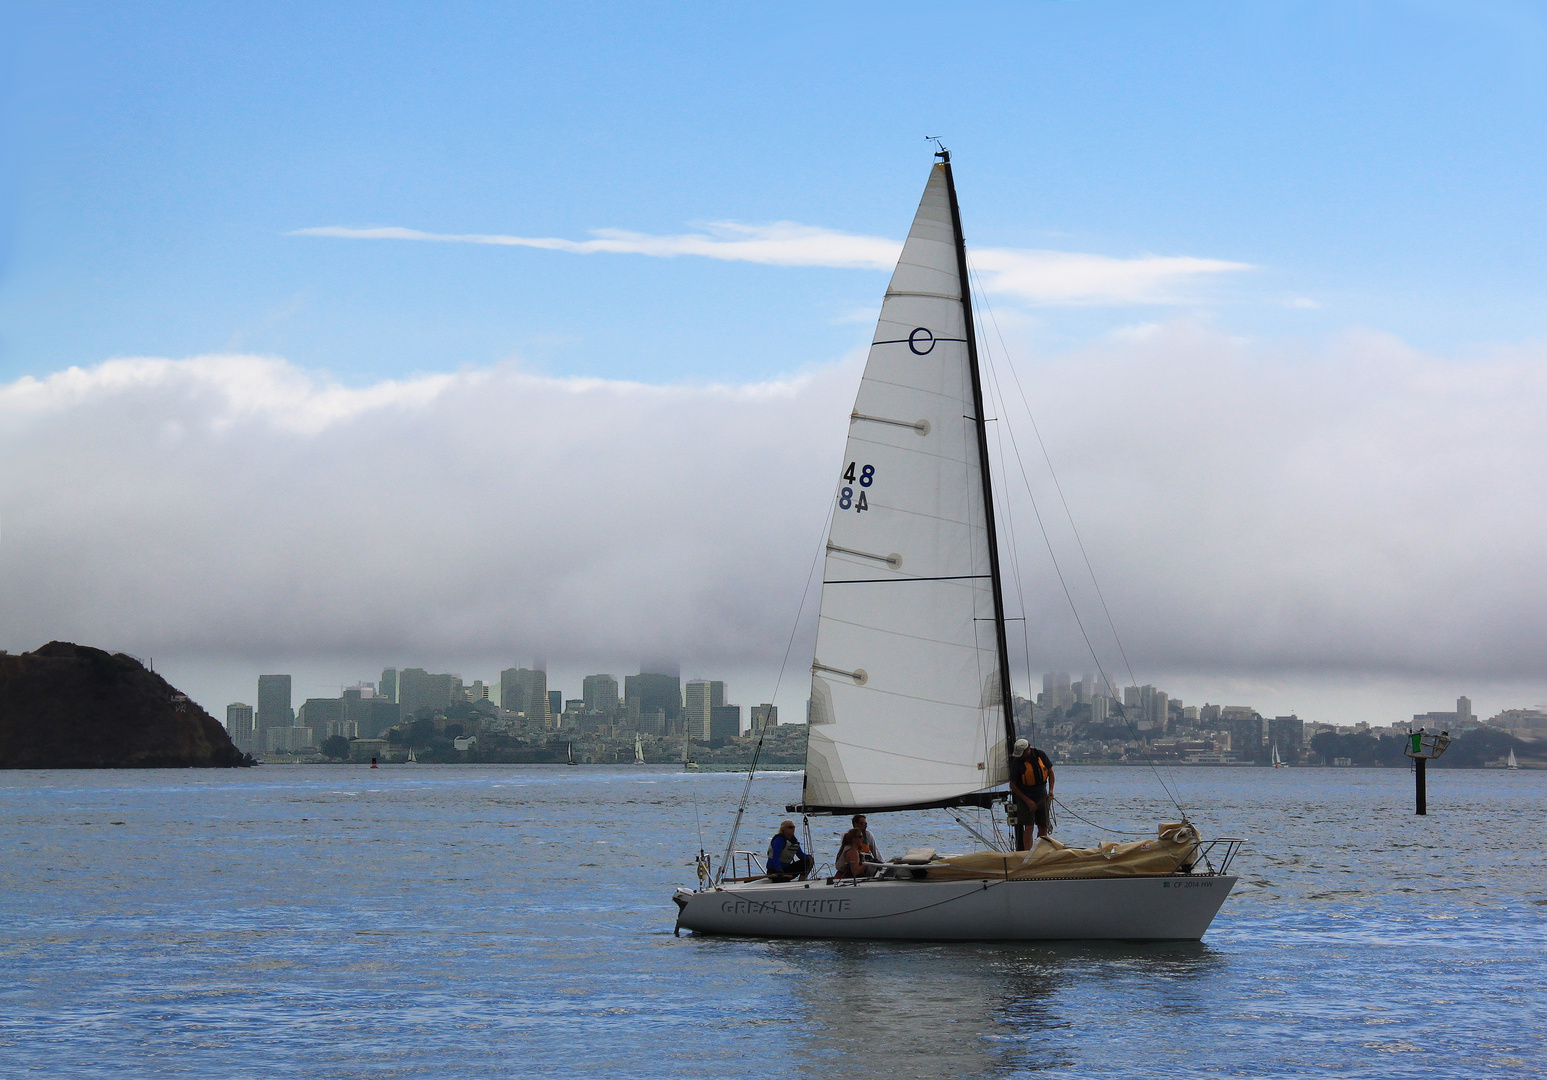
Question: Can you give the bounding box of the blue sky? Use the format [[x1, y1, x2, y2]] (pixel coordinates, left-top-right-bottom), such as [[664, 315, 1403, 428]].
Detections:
[[4, 2, 1547, 724], [5, 1, 1546, 385]]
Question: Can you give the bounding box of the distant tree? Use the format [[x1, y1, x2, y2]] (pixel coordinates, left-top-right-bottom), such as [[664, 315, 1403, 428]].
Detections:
[[320, 735, 351, 760], [1436, 727, 1529, 768]]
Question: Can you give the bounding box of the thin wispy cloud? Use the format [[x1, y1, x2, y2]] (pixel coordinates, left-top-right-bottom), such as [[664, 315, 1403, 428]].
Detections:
[[291, 222, 1250, 306]]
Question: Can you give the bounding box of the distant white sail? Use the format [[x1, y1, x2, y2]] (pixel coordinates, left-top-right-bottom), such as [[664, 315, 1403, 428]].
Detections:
[[800, 163, 1009, 812]]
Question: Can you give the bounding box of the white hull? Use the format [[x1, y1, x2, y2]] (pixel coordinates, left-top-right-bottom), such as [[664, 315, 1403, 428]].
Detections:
[[674, 873, 1235, 942]]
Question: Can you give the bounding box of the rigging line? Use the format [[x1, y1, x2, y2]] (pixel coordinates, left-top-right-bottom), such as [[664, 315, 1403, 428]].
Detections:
[[1051, 796, 1138, 835], [716, 488, 839, 883], [966, 265, 1184, 816], [971, 272, 1136, 700], [972, 285, 1188, 818], [972, 300, 1038, 741]]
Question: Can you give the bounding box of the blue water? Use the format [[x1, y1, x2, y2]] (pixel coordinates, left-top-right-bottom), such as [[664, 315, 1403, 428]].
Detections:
[[0, 764, 1541, 1078]]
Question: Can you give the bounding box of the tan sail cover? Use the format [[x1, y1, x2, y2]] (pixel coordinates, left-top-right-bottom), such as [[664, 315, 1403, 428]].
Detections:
[[919, 825, 1200, 881], [802, 162, 1008, 812]]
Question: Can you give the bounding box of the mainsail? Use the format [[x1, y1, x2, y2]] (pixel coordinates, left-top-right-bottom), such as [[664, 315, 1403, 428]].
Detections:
[[797, 156, 1015, 814]]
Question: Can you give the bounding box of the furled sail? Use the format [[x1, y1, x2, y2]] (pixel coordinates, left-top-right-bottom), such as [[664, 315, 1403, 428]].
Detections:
[[798, 160, 1012, 813]]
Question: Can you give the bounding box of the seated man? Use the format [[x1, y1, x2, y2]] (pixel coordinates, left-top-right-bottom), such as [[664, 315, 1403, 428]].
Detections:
[[851, 814, 882, 864], [766, 819, 815, 881], [1008, 737, 1055, 849]]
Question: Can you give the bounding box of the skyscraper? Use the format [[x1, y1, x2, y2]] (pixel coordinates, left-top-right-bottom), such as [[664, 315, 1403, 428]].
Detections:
[[398, 669, 457, 716], [710, 704, 741, 742], [684, 680, 712, 742], [500, 667, 549, 725], [1268, 715, 1304, 762], [225, 703, 255, 753], [583, 674, 620, 716], [548, 690, 563, 719], [380, 668, 398, 703], [624, 671, 681, 722], [1457, 696, 1473, 724], [750, 703, 779, 731], [257, 675, 293, 733]]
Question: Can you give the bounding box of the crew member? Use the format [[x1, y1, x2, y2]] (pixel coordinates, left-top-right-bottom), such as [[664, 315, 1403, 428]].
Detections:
[[1008, 737, 1055, 850], [766, 820, 814, 881], [851, 814, 882, 864]]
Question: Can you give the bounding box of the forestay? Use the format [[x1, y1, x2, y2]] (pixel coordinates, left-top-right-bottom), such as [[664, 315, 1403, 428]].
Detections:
[[800, 162, 1010, 813]]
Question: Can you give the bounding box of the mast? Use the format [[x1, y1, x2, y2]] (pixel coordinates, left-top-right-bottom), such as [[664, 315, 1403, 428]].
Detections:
[[938, 149, 1019, 764]]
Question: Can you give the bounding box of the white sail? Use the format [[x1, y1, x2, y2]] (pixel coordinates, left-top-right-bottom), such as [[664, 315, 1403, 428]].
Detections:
[[801, 162, 1009, 812]]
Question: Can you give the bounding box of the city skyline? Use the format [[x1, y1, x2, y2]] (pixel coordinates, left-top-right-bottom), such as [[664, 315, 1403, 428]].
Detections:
[[4, 5, 1546, 729]]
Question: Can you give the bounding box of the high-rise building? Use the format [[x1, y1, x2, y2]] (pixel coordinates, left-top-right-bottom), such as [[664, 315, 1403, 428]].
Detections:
[[750, 703, 779, 731], [624, 671, 681, 722], [710, 704, 741, 742], [1222, 707, 1264, 761], [548, 690, 563, 719], [1151, 691, 1169, 730], [299, 697, 351, 739], [709, 681, 726, 709], [583, 674, 620, 716], [684, 680, 713, 741], [1457, 696, 1473, 724], [399, 669, 457, 716], [380, 668, 398, 703], [1090, 695, 1110, 725], [257, 675, 293, 733], [500, 668, 549, 725], [225, 703, 255, 753], [1268, 715, 1304, 762]]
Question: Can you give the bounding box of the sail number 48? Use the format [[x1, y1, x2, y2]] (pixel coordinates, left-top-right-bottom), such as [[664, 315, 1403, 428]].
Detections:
[[839, 462, 876, 512]]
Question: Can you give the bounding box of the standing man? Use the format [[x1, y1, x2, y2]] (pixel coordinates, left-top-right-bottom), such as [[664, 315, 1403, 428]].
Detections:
[[851, 814, 883, 864], [1008, 737, 1055, 850]]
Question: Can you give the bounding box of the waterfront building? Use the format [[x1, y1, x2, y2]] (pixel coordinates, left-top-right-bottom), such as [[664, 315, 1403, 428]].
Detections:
[[1268, 714, 1304, 761]]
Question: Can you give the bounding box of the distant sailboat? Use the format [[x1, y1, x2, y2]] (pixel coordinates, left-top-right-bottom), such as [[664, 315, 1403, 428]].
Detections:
[[405, 747, 418, 764], [1507, 748, 1518, 770], [635, 733, 646, 765], [683, 741, 699, 772], [567, 742, 579, 766], [1271, 743, 1284, 769]]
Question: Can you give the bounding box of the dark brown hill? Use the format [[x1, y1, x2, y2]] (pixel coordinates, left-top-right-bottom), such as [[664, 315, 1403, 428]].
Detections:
[[0, 642, 250, 768]]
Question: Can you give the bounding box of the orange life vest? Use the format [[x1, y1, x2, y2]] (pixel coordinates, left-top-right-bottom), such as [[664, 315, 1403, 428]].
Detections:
[[1020, 750, 1052, 789]]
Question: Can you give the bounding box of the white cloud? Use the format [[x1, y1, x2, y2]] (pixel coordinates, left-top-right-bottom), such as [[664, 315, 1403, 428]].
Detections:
[[292, 222, 1249, 306], [968, 249, 1250, 306], [4, 329, 1544, 724]]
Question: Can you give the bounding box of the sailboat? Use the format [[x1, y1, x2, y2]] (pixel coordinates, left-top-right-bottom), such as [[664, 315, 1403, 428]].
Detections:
[[683, 741, 700, 772], [566, 741, 578, 766], [405, 747, 418, 764], [672, 152, 1240, 941], [1507, 748, 1518, 770], [1272, 743, 1284, 768], [635, 733, 647, 765]]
